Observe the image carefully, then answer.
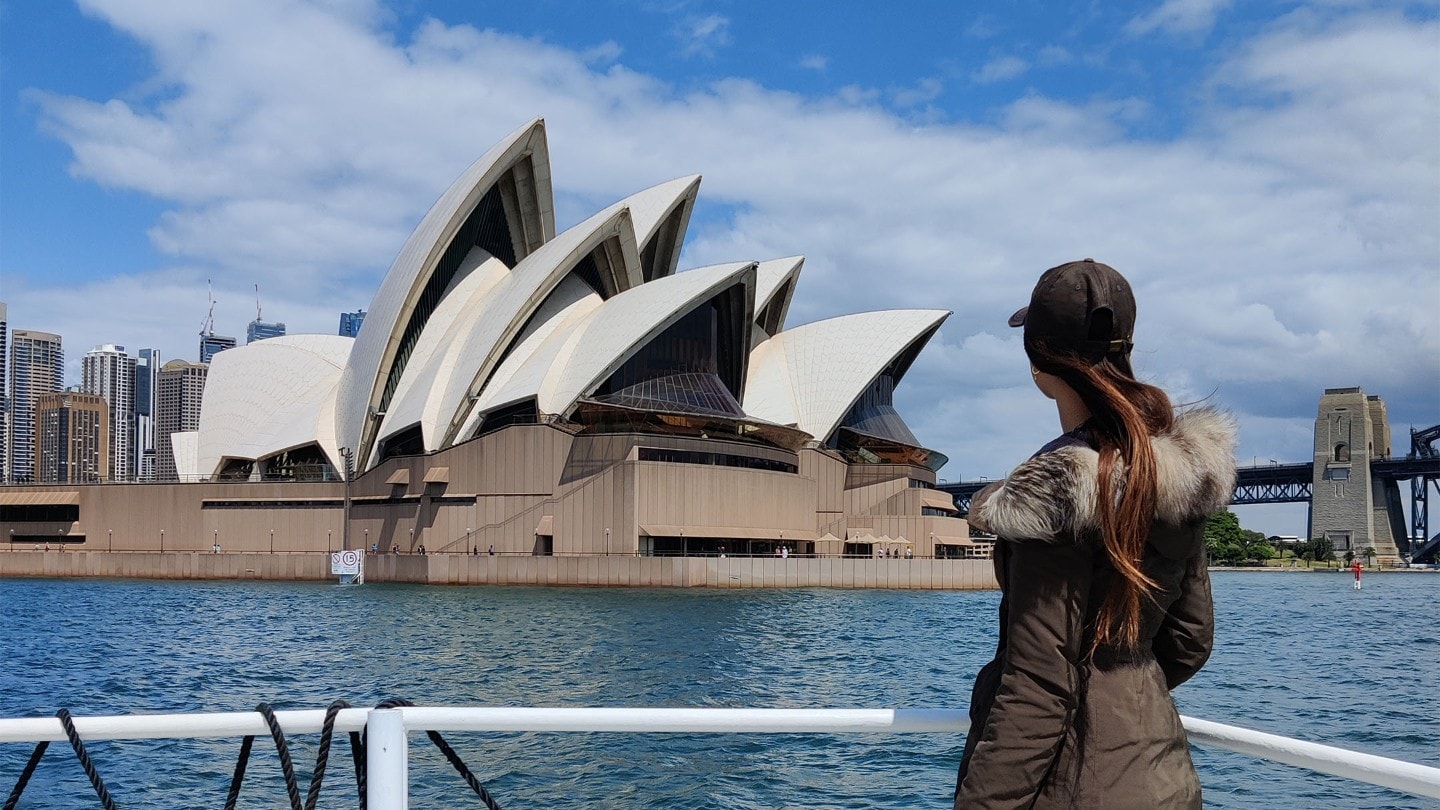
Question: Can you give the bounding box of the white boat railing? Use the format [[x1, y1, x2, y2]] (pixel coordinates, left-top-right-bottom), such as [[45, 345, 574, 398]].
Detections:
[[3, 706, 1438, 808]]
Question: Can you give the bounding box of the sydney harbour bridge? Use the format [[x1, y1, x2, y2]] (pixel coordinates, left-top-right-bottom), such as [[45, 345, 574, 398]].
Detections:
[[938, 391, 1440, 564]]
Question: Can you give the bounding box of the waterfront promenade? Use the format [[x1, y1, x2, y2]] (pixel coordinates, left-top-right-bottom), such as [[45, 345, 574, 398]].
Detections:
[[0, 550, 999, 589]]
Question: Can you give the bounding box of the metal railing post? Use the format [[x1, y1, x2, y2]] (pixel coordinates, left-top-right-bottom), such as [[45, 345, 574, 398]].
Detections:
[[367, 708, 408, 809]]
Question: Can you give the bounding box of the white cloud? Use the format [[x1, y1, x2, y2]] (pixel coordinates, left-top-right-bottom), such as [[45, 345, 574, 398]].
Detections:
[[581, 40, 623, 64], [972, 55, 1028, 85], [1126, 0, 1234, 38], [10, 0, 1437, 486], [890, 77, 944, 108], [1037, 45, 1072, 66], [675, 13, 731, 58], [799, 55, 828, 72]]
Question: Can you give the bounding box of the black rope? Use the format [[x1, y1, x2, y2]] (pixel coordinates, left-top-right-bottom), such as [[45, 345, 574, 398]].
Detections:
[[303, 699, 350, 810], [56, 709, 118, 810], [423, 728, 503, 810], [370, 698, 503, 810], [259, 703, 304, 810], [5, 699, 496, 809], [223, 733, 256, 810], [2, 740, 47, 810], [224, 703, 303, 810]]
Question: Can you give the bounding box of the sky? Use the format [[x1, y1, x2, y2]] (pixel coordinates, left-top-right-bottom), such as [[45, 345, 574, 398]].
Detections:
[[0, 0, 1437, 536]]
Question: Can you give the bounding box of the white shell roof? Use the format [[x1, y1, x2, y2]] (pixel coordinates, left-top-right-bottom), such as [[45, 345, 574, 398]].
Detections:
[[374, 247, 512, 450], [431, 177, 705, 453], [629, 175, 699, 244], [336, 118, 553, 468], [461, 274, 601, 427], [743, 309, 949, 441], [422, 202, 638, 456], [475, 261, 756, 421], [171, 431, 201, 482], [196, 335, 354, 475], [753, 256, 803, 328]]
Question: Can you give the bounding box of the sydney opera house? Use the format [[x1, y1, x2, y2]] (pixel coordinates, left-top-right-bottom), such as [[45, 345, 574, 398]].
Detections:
[[1, 120, 974, 562]]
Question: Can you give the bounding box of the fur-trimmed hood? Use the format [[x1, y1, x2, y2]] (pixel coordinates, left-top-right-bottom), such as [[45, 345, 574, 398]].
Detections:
[[973, 407, 1237, 547]]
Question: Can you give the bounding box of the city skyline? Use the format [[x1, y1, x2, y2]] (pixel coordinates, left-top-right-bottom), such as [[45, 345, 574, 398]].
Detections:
[[0, 305, 359, 482]]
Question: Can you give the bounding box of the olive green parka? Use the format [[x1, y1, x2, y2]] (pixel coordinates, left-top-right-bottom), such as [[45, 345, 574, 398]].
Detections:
[[954, 407, 1237, 809]]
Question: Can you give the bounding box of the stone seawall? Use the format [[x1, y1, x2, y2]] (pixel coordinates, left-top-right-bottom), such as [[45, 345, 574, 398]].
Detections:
[[0, 552, 998, 590]]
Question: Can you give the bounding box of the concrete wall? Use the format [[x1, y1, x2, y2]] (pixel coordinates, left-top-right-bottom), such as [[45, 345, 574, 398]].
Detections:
[[0, 551, 998, 590], [1, 423, 977, 564], [0, 551, 333, 580]]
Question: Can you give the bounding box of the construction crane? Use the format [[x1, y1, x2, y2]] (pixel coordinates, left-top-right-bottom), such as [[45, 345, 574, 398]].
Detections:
[[200, 279, 216, 337]]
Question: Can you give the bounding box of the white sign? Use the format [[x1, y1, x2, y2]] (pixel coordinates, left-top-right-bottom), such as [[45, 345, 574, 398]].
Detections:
[[330, 549, 362, 575]]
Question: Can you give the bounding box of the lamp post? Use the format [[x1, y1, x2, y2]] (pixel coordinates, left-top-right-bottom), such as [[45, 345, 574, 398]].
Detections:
[[159, 529, 164, 553], [339, 446, 353, 551], [327, 529, 333, 551], [604, 527, 611, 557], [108, 529, 112, 552], [364, 528, 370, 551], [466, 528, 472, 554], [270, 529, 275, 553], [214, 528, 220, 554]]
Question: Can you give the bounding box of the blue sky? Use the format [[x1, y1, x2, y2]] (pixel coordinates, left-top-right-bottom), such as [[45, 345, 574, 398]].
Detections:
[[1, 0, 1437, 535]]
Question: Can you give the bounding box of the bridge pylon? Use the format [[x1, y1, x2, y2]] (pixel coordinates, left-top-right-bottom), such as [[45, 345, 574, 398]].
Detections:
[[1310, 388, 1402, 564]]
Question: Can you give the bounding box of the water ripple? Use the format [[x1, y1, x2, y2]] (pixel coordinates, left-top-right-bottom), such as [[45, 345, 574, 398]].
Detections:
[[0, 575, 1434, 808]]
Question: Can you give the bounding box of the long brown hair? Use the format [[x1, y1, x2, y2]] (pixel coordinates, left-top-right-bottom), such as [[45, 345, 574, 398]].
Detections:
[[1028, 339, 1174, 651]]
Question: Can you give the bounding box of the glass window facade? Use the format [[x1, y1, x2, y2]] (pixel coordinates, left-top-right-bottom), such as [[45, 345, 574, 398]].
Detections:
[[591, 288, 747, 418], [836, 374, 920, 447]]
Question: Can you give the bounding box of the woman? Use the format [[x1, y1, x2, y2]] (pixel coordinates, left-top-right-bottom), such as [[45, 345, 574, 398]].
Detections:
[[954, 260, 1236, 809]]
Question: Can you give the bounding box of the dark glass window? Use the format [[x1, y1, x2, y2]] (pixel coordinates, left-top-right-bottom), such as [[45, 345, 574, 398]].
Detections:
[[571, 253, 607, 297], [591, 292, 745, 418], [376, 426, 426, 463], [836, 374, 919, 446], [637, 447, 797, 474], [0, 504, 80, 522], [261, 444, 340, 481], [477, 399, 540, 436]]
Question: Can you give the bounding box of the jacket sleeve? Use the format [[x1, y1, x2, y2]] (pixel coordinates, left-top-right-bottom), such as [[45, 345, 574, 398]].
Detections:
[[955, 540, 1092, 808], [1151, 528, 1213, 690]]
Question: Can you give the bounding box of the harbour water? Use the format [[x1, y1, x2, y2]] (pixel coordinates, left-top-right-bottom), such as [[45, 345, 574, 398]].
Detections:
[[0, 572, 1434, 808]]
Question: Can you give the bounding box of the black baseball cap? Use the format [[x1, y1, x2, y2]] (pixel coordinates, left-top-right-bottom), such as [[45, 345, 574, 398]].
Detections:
[[1009, 259, 1135, 361]]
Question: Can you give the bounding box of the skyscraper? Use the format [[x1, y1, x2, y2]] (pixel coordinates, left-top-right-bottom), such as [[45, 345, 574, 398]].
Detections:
[[0, 302, 8, 483], [155, 359, 207, 481], [8, 329, 64, 483], [36, 391, 108, 484], [135, 348, 160, 480], [338, 310, 366, 338], [82, 344, 137, 481], [246, 319, 287, 343], [199, 333, 237, 363]]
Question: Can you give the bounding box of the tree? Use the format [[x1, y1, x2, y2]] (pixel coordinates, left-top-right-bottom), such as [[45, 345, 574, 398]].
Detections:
[[1205, 511, 1245, 564], [1204, 511, 1272, 565], [1364, 546, 1377, 567], [1311, 536, 1335, 563], [1344, 549, 1355, 566]]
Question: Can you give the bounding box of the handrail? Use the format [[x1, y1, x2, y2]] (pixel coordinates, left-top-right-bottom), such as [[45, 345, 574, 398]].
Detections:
[[2, 707, 1437, 802]]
